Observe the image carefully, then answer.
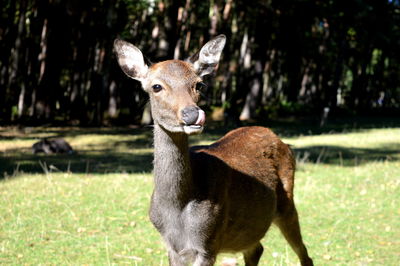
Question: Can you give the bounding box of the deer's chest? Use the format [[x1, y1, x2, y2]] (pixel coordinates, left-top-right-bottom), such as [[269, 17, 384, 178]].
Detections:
[[149, 198, 220, 254]]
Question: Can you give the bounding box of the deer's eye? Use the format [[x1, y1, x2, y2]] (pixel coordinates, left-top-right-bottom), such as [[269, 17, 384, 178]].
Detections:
[[152, 84, 163, 93], [195, 82, 207, 92]]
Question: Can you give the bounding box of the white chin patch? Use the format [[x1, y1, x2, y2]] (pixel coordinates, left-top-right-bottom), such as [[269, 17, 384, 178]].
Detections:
[[183, 125, 203, 135]]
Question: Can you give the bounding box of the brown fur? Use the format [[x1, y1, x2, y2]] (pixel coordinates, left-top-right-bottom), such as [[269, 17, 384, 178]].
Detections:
[[114, 36, 313, 266]]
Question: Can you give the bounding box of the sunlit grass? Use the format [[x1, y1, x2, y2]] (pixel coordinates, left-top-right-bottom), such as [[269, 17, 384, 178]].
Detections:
[[285, 128, 400, 150], [1, 126, 399, 265], [0, 172, 167, 265]]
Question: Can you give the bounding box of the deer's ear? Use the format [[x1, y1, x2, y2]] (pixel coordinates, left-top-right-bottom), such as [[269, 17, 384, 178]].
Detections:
[[114, 39, 148, 81], [188, 34, 226, 77]]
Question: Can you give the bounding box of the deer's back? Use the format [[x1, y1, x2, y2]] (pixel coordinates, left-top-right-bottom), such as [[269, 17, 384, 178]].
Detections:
[[191, 126, 294, 189]]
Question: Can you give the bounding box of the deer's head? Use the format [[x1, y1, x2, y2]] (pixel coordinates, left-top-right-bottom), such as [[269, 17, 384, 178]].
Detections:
[[114, 35, 226, 135]]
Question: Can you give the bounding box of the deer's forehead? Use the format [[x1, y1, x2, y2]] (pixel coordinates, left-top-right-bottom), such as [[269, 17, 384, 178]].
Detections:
[[148, 60, 199, 87]]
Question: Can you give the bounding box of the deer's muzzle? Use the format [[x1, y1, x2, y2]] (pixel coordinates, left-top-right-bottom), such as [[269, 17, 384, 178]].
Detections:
[[181, 107, 206, 135], [181, 106, 205, 126]]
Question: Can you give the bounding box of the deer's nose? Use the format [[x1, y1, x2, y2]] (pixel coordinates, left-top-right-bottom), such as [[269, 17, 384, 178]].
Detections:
[[181, 106, 205, 126]]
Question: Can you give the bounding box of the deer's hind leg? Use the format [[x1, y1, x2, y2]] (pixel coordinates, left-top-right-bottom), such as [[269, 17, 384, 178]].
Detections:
[[273, 203, 313, 266], [274, 145, 313, 265]]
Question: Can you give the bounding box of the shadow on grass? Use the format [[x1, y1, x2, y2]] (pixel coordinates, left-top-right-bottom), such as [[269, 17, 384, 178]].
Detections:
[[0, 150, 153, 178], [0, 127, 154, 179], [293, 143, 400, 166], [1, 116, 399, 178], [199, 117, 400, 167], [4, 141, 397, 178]]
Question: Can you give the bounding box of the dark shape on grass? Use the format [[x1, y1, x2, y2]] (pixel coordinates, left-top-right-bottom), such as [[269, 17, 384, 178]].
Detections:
[[32, 138, 74, 154]]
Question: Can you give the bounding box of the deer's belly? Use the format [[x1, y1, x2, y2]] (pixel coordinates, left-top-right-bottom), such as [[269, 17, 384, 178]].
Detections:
[[219, 217, 273, 252]]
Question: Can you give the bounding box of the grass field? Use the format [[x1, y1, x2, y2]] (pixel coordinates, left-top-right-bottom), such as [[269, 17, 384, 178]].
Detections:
[[1, 121, 399, 265]]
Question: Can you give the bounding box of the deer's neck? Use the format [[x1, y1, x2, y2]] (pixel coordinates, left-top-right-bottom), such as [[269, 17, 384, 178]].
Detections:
[[152, 125, 193, 207]]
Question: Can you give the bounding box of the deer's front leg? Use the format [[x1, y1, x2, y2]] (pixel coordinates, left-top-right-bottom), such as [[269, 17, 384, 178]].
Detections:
[[168, 250, 186, 266], [193, 253, 216, 266]]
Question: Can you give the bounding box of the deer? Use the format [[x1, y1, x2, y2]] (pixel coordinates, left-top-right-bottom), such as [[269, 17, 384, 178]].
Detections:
[[113, 35, 313, 266]]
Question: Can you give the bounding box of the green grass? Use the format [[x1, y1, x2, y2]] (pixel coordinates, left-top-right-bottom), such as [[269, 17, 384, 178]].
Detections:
[[1, 125, 399, 265]]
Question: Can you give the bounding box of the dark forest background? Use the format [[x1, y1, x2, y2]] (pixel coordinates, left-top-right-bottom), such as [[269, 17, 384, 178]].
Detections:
[[1, 0, 399, 126]]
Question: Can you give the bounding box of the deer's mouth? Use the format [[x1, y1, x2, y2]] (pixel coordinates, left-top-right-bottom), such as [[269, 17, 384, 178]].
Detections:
[[183, 124, 203, 135]]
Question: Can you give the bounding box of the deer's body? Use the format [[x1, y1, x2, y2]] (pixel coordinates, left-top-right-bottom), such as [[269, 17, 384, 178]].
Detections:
[[151, 126, 288, 257], [114, 35, 313, 266]]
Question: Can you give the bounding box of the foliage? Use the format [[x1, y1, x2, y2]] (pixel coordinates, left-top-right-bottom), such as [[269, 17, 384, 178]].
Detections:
[[0, 124, 399, 264], [0, 0, 399, 124]]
